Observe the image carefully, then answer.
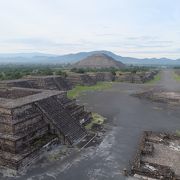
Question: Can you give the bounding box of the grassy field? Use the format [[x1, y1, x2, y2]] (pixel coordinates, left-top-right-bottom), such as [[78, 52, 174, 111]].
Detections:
[[67, 82, 113, 99], [176, 130, 180, 137], [85, 113, 106, 130], [146, 73, 161, 84], [173, 72, 180, 81]]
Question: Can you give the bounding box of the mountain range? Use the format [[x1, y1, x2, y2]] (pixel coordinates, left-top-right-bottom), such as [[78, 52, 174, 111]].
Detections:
[[0, 50, 180, 66]]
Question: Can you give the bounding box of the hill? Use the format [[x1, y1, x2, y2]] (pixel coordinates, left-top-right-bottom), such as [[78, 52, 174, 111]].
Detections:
[[73, 53, 125, 69]]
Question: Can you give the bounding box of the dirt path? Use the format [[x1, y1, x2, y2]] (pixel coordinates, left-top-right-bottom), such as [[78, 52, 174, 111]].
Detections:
[[158, 69, 180, 91]]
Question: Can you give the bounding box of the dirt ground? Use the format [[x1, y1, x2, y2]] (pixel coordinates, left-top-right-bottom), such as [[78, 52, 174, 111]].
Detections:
[[1, 70, 180, 180]]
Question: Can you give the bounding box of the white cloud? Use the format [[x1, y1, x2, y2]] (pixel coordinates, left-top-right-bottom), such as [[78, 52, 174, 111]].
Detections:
[[0, 0, 180, 58]]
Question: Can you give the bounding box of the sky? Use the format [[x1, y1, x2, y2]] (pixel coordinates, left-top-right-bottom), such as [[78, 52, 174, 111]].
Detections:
[[0, 0, 180, 59]]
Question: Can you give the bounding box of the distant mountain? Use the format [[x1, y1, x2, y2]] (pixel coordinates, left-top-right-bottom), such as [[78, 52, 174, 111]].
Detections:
[[0, 52, 55, 58], [0, 50, 180, 66], [74, 53, 125, 69]]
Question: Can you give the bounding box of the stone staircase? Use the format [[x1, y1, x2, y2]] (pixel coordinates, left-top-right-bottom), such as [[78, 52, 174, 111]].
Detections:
[[35, 96, 87, 145], [28, 79, 46, 89], [58, 97, 92, 125], [53, 76, 72, 90]]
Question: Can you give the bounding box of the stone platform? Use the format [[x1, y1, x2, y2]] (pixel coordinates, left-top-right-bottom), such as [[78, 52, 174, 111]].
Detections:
[[0, 87, 90, 171]]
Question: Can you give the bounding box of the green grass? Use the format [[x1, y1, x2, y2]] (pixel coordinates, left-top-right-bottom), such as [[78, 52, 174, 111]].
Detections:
[[173, 72, 180, 81], [85, 113, 106, 130], [146, 73, 161, 84], [67, 82, 113, 99], [176, 130, 180, 137]]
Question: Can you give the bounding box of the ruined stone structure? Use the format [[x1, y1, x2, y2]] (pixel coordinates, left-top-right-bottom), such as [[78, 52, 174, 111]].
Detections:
[[134, 90, 180, 105], [116, 71, 158, 83], [131, 131, 180, 179], [116, 72, 142, 83], [0, 76, 72, 91], [88, 72, 115, 82], [66, 73, 96, 86], [0, 87, 90, 171], [0, 72, 116, 91], [66, 72, 115, 87]]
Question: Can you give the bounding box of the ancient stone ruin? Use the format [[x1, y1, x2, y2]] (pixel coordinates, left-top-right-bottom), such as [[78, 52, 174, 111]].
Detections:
[[66, 72, 116, 87], [66, 73, 97, 86], [116, 70, 158, 83], [0, 71, 117, 173], [134, 89, 180, 105], [0, 87, 91, 171], [0, 75, 72, 91], [130, 131, 180, 179], [0, 72, 116, 91], [0, 70, 160, 174], [88, 72, 115, 82]]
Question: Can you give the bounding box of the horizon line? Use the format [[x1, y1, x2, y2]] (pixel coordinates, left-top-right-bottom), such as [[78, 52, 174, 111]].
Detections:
[[0, 50, 179, 61]]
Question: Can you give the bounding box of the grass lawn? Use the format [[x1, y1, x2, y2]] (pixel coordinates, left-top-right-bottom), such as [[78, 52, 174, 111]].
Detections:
[[85, 113, 106, 130], [146, 73, 161, 84], [67, 82, 113, 99]]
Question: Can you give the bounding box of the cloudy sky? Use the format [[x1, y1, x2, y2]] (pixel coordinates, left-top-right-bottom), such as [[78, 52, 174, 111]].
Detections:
[[0, 0, 180, 59]]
